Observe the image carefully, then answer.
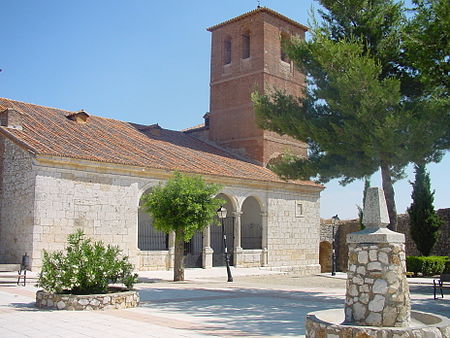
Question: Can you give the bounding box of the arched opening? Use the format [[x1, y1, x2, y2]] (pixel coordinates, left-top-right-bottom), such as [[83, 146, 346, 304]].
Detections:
[[211, 193, 235, 266], [319, 241, 332, 273], [241, 196, 262, 249], [224, 36, 232, 65], [242, 29, 250, 59], [138, 190, 168, 251]]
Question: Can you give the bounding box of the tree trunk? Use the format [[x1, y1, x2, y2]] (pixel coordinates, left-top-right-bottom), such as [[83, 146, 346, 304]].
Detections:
[[381, 163, 398, 231], [173, 230, 185, 281]]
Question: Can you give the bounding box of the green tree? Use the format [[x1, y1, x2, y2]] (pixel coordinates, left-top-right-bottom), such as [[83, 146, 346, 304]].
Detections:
[[140, 172, 223, 281], [407, 163, 442, 256], [403, 0, 450, 97], [253, 0, 449, 230]]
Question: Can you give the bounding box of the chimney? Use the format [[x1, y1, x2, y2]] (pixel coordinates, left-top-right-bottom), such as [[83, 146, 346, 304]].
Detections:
[[66, 109, 90, 123], [0, 108, 23, 130]]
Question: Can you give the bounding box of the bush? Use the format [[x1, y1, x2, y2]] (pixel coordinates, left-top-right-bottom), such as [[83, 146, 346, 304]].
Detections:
[[38, 230, 138, 294], [406, 256, 447, 276], [444, 260, 450, 274]]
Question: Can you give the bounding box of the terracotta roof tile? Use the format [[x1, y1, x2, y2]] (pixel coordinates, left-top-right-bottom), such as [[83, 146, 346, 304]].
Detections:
[[207, 7, 308, 32], [0, 98, 320, 187]]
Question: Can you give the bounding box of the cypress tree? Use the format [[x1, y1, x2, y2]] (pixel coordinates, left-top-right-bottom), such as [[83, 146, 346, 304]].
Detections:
[[407, 163, 442, 256]]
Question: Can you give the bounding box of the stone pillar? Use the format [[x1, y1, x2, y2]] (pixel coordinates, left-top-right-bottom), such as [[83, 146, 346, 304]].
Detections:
[[261, 211, 269, 266], [344, 187, 410, 327], [202, 225, 213, 269], [233, 211, 243, 267], [168, 231, 175, 269]]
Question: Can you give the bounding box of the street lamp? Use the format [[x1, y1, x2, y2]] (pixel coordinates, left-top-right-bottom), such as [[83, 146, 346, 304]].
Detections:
[[331, 214, 340, 276], [217, 206, 233, 282]]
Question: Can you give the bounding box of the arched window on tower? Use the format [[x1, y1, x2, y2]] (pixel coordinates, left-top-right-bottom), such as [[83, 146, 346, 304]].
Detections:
[[224, 36, 232, 65], [242, 30, 250, 59], [280, 32, 290, 63]]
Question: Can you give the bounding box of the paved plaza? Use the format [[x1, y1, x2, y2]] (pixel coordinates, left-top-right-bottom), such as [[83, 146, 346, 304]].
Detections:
[[0, 268, 449, 337]]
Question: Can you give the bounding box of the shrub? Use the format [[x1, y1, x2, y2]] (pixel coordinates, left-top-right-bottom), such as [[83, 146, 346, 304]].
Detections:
[[38, 230, 138, 294], [444, 260, 450, 274], [406, 256, 447, 276]]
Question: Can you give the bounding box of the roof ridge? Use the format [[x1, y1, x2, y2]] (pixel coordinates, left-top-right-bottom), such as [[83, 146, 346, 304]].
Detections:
[[207, 6, 308, 32], [0, 97, 152, 126]]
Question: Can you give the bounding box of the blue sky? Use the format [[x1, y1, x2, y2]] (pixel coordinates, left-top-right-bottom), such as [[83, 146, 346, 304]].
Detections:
[[1, 0, 448, 219]]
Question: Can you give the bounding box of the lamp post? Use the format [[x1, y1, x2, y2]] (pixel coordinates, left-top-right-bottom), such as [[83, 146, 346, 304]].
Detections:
[[331, 214, 340, 276], [217, 206, 233, 282]]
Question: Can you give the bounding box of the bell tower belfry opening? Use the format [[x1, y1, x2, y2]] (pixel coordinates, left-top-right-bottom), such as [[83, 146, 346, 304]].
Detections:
[[206, 7, 308, 166]]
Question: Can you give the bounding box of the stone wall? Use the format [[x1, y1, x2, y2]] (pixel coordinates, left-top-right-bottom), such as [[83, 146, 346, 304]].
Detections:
[[30, 165, 152, 270], [36, 289, 139, 310], [267, 190, 320, 272], [0, 139, 35, 264], [320, 211, 450, 273], [345, 242, 410, 327], [0, 150, 321, 272], [398, 209, 450, 257]]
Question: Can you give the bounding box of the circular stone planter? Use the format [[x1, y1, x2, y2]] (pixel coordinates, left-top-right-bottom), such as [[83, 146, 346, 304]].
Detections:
[[36, 288, 139, 311], [306, 309, 450, 337]]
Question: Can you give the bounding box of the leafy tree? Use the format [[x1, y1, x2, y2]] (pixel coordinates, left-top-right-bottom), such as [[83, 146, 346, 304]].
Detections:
[[407, 163, 442, 256], [140, 172, 223, 281], [253, 0, 449, 230], [403, 0, 449, 97]]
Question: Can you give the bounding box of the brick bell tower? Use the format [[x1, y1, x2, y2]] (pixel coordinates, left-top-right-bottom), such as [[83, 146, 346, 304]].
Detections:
[[206, 7, 308, 166]]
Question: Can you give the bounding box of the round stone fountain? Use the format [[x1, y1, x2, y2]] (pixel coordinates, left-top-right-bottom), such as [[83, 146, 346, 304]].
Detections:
[[306, 187, 450, 337]]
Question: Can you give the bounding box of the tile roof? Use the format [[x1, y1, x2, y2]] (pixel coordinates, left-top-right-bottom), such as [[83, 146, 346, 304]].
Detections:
[[207, 7, 309, 32], [0, 98, 320, 188]]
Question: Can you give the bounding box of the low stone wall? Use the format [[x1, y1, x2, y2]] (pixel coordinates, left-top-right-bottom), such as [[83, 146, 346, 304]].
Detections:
[[36, 289, 139, 310], [240, 249, 263, 267], [306, 309, 450, 338]]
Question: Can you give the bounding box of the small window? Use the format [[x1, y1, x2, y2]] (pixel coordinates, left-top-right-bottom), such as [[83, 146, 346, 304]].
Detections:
[[224, 37, 232, 65], [242, 31, 250, 59], [280, 32, 290, 63], [296, 201, 303, 217]]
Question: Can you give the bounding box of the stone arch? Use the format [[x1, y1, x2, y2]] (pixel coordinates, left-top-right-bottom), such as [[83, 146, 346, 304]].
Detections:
[[211, 192, 236, 266], [138, 187, 168, 251], [241, 196, 262, 249], [215, 192, 237, 214], [319, 241, 332, 273]]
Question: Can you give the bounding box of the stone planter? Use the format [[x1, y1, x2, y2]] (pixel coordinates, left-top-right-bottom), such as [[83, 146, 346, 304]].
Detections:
[[36, 288, 139, 310]]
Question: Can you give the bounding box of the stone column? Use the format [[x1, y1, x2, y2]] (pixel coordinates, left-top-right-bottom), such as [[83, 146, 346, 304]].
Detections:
[[233, 211, 243, 267], [261, 211, 269, 267], [202, 225, 213, 269], [344, 187, 410, 327], [168, 231, 175, 269]]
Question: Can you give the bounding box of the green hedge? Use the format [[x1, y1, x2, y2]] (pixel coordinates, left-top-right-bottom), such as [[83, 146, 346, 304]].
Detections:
[[406, 256, 448, 276], [445, 260, 450, 274]]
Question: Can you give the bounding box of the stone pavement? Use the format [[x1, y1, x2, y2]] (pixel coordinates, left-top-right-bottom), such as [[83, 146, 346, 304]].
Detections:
[[0, 268, 448, 337]]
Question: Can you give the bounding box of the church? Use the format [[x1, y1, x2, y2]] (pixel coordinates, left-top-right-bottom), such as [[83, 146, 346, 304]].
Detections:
[[0, 7, 323, 272]]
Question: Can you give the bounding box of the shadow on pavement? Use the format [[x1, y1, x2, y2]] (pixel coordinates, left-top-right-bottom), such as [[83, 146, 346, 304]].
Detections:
[[138, 287, 344, 336]]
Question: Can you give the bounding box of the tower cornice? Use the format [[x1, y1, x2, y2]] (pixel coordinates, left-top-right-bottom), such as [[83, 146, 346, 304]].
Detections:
[[207, 7, 308, 32]]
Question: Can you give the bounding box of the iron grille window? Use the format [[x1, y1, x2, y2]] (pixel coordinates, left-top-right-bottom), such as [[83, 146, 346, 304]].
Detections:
[[138, 209, 168, 250]]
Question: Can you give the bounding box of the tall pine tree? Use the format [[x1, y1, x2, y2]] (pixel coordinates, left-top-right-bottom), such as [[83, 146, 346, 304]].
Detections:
[[253, 0, 449, 230], [407, 163, 442, 256]]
